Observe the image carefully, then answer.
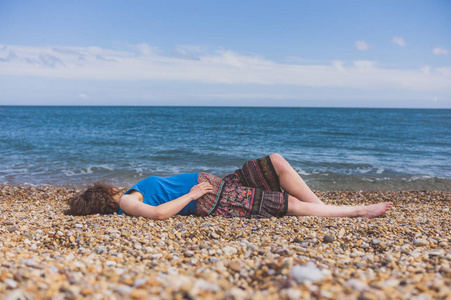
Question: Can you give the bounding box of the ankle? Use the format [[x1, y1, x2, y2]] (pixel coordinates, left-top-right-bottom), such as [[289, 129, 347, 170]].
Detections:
[[355, 206, 365, 217]]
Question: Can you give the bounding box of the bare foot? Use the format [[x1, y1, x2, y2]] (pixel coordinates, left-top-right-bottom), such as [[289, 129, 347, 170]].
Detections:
[[361, 202, 393, 218]]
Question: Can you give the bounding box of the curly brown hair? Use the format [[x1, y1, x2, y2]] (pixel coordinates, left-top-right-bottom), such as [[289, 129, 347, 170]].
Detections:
[[64, 183, 121, 216]]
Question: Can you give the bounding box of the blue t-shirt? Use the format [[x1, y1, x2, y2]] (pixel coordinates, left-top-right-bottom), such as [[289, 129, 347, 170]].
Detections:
[[118, 172, 199, 216]]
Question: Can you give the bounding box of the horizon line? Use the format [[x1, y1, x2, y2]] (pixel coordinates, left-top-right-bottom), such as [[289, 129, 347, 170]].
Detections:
[[1, 104, 450, 110]]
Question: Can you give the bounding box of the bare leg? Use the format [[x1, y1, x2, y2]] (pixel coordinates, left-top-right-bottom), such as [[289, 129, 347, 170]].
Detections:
[[269, 153, 393, 217], [286, 196, 393, 218], [270, 153, 325, 204]]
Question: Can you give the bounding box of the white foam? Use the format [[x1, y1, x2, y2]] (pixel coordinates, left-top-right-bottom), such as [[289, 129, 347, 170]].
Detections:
[[294, 167, 311, 176], [99, 164, 114, 171], [135, 167, 144, 177], [408, 175, 433, 181], [376, 168, 385, 174], [356, 167, 372, 174], [63, 164, 115, 177]]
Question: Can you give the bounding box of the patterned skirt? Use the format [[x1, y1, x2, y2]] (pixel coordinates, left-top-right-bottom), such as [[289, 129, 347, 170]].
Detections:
[[195, 156, 288, 218]]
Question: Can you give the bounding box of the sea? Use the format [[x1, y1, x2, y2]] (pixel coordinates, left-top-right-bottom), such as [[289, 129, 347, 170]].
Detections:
[[0, 106, 450, 191]]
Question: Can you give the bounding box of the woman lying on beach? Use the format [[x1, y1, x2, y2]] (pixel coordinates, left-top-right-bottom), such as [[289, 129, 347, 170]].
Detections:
[[64, 154, 393, 220]]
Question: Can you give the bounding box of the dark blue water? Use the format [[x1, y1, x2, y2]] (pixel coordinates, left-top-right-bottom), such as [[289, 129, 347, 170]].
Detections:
[[0, 106, 450, 190]]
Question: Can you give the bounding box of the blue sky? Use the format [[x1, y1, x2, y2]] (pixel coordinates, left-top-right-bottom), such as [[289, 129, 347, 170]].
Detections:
[[1, 0, 450, 107]]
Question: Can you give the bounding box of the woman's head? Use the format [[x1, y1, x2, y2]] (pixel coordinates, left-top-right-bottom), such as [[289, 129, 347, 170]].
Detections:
[[64, 183, 121, 216]]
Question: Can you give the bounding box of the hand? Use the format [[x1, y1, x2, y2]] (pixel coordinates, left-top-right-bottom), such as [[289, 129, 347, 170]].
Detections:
[[189, 182, 214, 200]]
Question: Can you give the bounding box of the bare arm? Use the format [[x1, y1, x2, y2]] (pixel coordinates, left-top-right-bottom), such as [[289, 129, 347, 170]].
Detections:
[[119, 182, 213, 220]]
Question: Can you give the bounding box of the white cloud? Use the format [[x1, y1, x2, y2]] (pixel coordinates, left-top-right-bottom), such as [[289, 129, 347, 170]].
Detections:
[[79, 93, 89, 99], [286, 57, 327, 64], [420, 66, 431, 75], [127, 43, 160, 56], [433, 47, 450, 55], [0, 44, 450, 93], [198, 93, 294, 100], [355, 41, 371, 51], [332, 60, 346, 72], [352, 60, 376, 69], [171, 46, 200, 61], [392, 37, 406, 47]]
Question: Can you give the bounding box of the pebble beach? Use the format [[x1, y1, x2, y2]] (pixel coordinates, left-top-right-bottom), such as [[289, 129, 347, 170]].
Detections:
[[1, 186, 450, 300]]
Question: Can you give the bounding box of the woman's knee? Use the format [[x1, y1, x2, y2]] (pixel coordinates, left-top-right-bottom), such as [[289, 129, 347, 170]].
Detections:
[[269, 153, 285, 165], [270, 153, 289, 174]]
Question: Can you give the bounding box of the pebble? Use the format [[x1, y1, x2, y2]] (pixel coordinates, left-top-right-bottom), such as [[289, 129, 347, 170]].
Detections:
[[225, 288, 247, 300], [360, 242, 370, 249], [210, 231, 220, 239], [370, 238, 380, 245], [247, 244, 258, 251], [5, 289, 30, 300], [284, 288, 302, 300], [228, 261, 242, 272], [209, 257, 219, 263], [223, 246, 238, 256], [0, 186, 449, 299], [144, 247, 154, 253], [427, 250, 445, 257], [414, 239, 428, 246], [346, 279, 368, 292], [21, 259, 39, 268], [323, 235, 335, 243], [113, 285, 132, 296], [291, 263, 324, 283], [320, 290, 333, 299], [4, 279, 18, 289], [134, 278, 147, 287], [106, 260, 117, 267]]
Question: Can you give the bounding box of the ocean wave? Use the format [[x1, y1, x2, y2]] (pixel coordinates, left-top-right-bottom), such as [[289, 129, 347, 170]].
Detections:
[[63, 165, 115, 177]]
